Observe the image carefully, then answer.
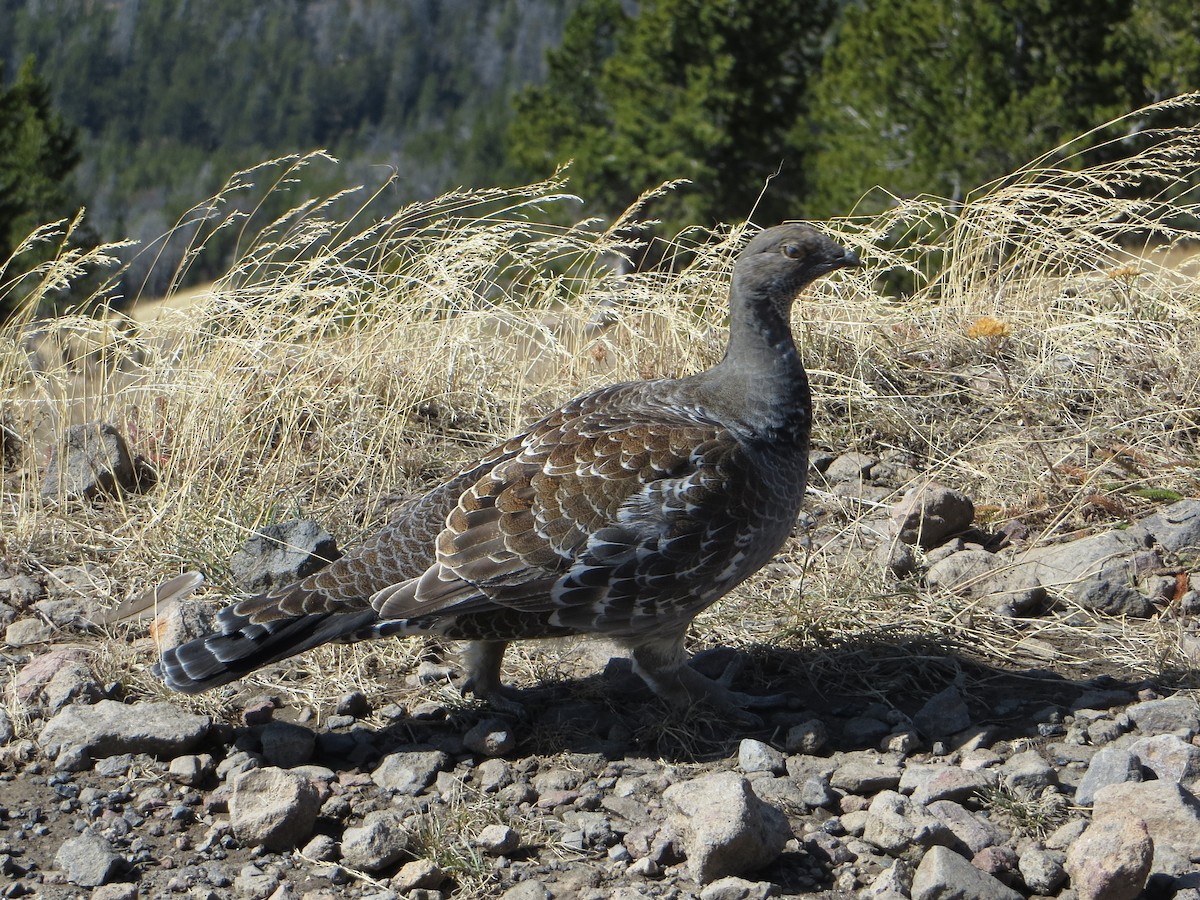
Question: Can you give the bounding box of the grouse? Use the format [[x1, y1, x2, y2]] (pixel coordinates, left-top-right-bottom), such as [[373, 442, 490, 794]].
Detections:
[[156, 224, 861, 715]]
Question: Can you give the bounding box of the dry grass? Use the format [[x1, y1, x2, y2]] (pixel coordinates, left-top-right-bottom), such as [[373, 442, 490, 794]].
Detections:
[[4, 98, 1200, 716]]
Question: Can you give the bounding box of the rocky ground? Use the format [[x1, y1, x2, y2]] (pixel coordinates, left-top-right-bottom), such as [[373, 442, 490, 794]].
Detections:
[[4, 434, 1200, 899]]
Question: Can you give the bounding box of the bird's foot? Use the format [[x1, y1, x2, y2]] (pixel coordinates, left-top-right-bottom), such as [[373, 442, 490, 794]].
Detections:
[[459, 639, 527, 719], [632, 646, 789, 728]]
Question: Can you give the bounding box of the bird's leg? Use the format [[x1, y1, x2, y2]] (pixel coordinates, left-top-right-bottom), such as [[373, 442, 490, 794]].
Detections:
[[459, 639, 524, 715], [630, 632, 789, 726]]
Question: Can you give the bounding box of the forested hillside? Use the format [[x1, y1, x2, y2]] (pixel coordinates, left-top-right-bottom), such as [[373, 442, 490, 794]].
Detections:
[[0, 0, 580, 296], [2, 0, 1198, 308]]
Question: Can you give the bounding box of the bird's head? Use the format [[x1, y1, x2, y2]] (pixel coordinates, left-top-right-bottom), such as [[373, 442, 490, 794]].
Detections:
[[732, 223, 861, 314]]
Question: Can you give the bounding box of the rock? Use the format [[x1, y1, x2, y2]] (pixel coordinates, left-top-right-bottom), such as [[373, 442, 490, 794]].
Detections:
[[169, 753, 215, 786], [54, 832, 122, 886], [1125, 695, 1200, 736], [1130, 733, 1200, 785], [1065, 815, 1153, 900], [971, 844, 1018, 880], [864, 859, 915, 900], [475, 823, 520, 855], [1000, 749, 1056, 793], [831, 761, 903, 795], [913, 685, 971, 741], [824, 451, 876, 483], [500, 881, 550, 900], [911, 845, 1022, 900], [1075, 747, 1142, 806], [229, 767, 321, 851], [926, 800, 1010, 854], [906, 766, 997, 806], [663, 771, 790, 884], [392, 858, 445, 891], [783, 719, 828, 755], [370, 747, 450, 795], [0, 706, 12, 744], [738, 739, 785, 775], [1091, 781, 1200, 869], [152, 597, 219, 651], [926, 550, 1045, 615], [4, 618, 53, 645], [1136, 499, 1200, 553], [1023, 529, 1154, 617], [842, 715, 891, 748], [699, 876, 780, 900], [1018, 847, 1067, 895], [40, 660, 102, 712], [341, 809, 410, 871], [464, 718, 516, 757], [234, 863, 280, 899], [862, 791, 956, 855], [890, 484, 974, 549], [335, 690, 371, 717], [229, 519, 341, 591], [41, 422, 142, 501], [260, 721, 316, 768], [10, 647, 91, 706], [39, 699, 211, 765]]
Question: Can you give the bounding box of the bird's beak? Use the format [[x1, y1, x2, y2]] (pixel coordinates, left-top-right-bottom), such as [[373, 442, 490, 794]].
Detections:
[[839, 247, 864, 269]]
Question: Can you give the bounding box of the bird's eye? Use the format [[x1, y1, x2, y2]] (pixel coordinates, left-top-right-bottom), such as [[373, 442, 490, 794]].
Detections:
[[781, 243, 802, 259]]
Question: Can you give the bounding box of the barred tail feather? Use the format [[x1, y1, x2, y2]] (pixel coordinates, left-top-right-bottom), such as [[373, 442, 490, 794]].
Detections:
[[156, 606, 382, 694]]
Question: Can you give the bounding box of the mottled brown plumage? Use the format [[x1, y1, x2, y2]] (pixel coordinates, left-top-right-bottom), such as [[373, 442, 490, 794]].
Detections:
[[157, 224, 860, 715]]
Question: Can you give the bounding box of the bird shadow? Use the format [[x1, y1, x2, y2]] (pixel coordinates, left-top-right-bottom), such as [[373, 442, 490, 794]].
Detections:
[[289, 631, 1182, 771]]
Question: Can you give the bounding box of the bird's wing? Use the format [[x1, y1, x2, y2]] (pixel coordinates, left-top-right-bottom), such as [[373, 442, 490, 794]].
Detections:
[[368, 390, 756, 636]]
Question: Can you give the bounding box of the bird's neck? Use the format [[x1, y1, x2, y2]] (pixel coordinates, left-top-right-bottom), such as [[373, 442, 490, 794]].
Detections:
[[698, 293, 810, 440]]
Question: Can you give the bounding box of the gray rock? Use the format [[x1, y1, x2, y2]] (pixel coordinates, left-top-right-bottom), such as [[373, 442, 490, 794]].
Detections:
[[41, 660, 102, 712], [393, 858, 446, 892], [913, 685, 971, 740], [831, 761, 903, 795], [824, 452, 876, 483], [39, 700, 211, 764], [229, 766, 320, 851], [890, 484, 974, 549], [41, 422, 140, 501], [905, 766, 997, 806], [335, 690, 371, 717], [1125, 695, 1200, 736], [842, 715, 891, 748], [0, 573, 43, 605], [1022, 529, 1154, 617], [1064, 815, 1153, 900], [475, 823, 520, 855], [302, 833, 339, 862], [54, 832, 122, 886], [475, 757, 514, 792], [862, 791, 956, 854], [1018, 847, 1067, 895], [1130, 733, 1200, 785], [1136, 499, 1200, 553], [153, 597, 219, 651], [341, 809, 410, 871], [1000, 749, 1056, 793], [926, 550, 1044, 615], [1092, 780, 1200, 869], [169, 753, 215, 786], [738, 739, 785, 775], [0, 707, 12, 744], [371, 747, 450, 795], [5, 618, 52, 645], [911, 845, 1023, 900], [799, 773, 838, 809], [699, 876, 780, 900], [1075, 747, 1142, 806], [260, 722, 315, 768], [663, 771, 790, 884], [783, 719, 828, 755], [229, 519, 341, 592], [464, 718, 516, 757], [926, 800, 1009, 854], [234, 863, 280, 899], [499, 882, 550, 900]]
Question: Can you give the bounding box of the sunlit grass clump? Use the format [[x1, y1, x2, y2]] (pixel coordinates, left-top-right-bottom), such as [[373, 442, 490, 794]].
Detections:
[[3, 96, 1200, 714]]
